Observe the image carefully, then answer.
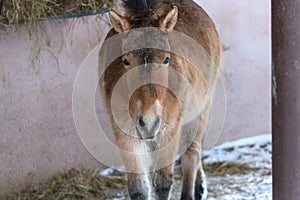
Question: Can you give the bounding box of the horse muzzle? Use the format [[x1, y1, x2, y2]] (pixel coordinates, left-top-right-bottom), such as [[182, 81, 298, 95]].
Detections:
[[136, 115, 162, 140]]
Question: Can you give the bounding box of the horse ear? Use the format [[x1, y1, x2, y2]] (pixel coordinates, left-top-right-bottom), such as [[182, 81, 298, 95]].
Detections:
[[159, 6, 178, 30], [109, 10, 131, 33]]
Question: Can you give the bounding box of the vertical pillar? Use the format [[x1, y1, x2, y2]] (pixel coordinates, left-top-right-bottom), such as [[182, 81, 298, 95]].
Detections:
[[272, 0, 300, 199]]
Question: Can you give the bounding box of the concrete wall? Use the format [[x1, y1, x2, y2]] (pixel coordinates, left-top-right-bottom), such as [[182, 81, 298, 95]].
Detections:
[[0, 16, 111, 196], [0, 0, 271, 196], [198, 0, 271, 143]]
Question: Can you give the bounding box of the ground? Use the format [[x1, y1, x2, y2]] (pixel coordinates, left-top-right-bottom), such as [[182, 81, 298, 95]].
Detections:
[[6, 134, 271, 200], [98, 134, 272, 200]]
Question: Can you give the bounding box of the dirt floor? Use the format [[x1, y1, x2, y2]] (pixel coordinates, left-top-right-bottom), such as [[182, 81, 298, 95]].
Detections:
[[5, 135, 271, 200]]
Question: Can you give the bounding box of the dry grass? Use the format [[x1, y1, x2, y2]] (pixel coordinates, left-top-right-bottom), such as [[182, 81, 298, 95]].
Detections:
[[204, 161, 262, 177], [0, 0, 112, 25], [4, 169, 127, 200], [4, 162, 266, 200], [0, 0, 113, 73]]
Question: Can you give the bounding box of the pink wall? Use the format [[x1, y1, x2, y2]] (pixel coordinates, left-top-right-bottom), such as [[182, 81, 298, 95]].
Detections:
[[0, 16, 110, 196], [0, 0, 271, 196], [198, 0, 271, 143]]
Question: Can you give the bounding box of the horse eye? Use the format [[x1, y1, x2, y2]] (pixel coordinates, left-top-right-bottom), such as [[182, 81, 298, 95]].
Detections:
[[163, 57, 170, 64], [123, 59, 130, 66]]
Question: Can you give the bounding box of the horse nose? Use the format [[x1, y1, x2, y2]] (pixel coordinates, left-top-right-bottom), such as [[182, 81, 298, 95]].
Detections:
[[136, 115, 162, 139]]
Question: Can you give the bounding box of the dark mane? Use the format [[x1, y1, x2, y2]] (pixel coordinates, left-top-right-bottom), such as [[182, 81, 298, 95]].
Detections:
[[122, 0, 157, 13], [122, 0, 174, 23]]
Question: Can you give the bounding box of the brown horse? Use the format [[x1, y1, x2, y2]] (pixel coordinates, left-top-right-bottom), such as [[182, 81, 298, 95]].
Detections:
[[99, 0, 221, 199]]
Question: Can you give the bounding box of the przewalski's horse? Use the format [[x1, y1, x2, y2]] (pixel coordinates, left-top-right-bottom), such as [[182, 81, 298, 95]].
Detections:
[[99, 0, 221, 199]]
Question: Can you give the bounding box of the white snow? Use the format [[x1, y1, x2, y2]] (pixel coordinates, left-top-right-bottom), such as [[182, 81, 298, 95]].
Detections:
[[204, 134, 272, 169], [99, 167, 115, 176], [203, 134, 272, 200]]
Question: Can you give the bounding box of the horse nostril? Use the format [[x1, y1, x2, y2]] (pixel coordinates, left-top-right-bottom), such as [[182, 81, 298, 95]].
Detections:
[[156, 116, 162, 126], [137, 116, 146, 127]]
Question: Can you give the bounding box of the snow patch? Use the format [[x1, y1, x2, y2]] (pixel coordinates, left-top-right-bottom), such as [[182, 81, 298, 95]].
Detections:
[[203, 134, 271, 169]]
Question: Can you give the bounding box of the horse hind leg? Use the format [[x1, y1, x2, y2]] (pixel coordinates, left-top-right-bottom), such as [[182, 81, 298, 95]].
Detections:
[[180, 145, 201, 200], [180, 143, 207, 200], [194, 166, 208, 200], [181, 106, 210, 200]]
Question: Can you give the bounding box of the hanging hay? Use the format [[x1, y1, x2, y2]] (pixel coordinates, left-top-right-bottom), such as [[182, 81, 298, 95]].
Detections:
[[0, 0, 113, 26], [0, 0, 113, 74]]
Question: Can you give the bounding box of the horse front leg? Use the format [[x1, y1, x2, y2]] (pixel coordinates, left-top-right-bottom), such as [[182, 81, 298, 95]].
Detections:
[[127, 172, 151, 200], [116, 134, 152, 200], [152, 164, 174, 200], [151, 126, 180, 200]]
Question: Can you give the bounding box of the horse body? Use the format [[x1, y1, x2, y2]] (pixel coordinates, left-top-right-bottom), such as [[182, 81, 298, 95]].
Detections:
[[99, 0, 221, 199]]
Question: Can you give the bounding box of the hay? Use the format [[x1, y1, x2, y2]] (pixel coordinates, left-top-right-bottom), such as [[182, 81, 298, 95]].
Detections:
[[0, 0, 113, 74], [204, 161, 262, 177], [4, 162, 266, 200], [0, 0, 112, 25], [5, 169, 127, 200]]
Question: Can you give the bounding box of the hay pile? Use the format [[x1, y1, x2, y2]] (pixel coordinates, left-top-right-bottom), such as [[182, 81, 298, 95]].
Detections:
[[0, 0, 112, 25], [203, 161, 262, 177], [5, 169, 128, 200], [4, 162, 266, 200]]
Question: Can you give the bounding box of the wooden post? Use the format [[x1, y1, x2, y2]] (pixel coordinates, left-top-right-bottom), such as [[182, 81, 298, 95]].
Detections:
[[272, 0, 300, 199]]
